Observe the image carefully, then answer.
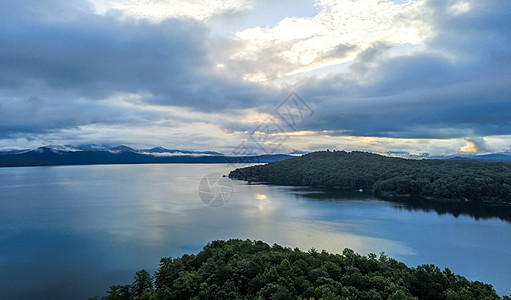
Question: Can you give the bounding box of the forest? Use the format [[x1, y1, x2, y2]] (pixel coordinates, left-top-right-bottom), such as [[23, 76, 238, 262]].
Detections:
[[94, 239, 507, 299], [229, 151, 511, 203]]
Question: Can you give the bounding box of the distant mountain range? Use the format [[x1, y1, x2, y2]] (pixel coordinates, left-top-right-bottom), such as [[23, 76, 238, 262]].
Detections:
[[2, 145, 511, 168], [0, 145, 292, 167], [427, 153, 511, 162], [449, 153, 511, 162], [386, 151, 511, 162]]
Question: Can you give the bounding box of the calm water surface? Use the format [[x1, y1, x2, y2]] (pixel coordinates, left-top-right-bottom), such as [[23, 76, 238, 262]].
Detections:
[[0, 164, 510, 298]]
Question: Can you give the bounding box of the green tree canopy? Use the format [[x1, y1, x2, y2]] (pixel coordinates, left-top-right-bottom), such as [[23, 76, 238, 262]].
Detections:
[[95, 239, 505, 299], [230, 151, 511, 203]]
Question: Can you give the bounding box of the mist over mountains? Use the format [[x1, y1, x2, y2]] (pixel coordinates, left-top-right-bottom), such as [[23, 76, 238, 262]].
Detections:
[[0, 144, 291, 167], [2, 144, 511, 168]]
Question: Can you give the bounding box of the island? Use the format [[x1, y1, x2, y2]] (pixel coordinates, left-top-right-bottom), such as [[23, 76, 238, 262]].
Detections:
[[94, 239, 507, 299], [229, 151, 511, 203]]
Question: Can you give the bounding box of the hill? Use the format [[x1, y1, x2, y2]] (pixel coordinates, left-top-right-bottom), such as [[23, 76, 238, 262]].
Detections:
[[94, 239, 505, 299], [0, 145, 291, 167], [229, 151, 511, 203]]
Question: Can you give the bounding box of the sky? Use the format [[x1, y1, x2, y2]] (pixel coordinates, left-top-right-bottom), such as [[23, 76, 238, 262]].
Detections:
[[0, 0, 510, 156]]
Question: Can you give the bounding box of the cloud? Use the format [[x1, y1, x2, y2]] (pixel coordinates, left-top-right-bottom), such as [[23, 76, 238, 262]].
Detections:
[[448, 1, 470, 16], [0, 0, 279, 142], [0, 0, 510, 155], [225, 0, 429, 82], [0, 0, 276, 109], [111, 0, 253, 21], [459, 137, 489, 153], [289, 0, 511, 142]]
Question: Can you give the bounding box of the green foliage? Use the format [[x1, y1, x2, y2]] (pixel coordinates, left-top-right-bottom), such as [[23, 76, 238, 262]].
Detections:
[[132, 269, 153, 298], [97, 239, 504, 299], [102, 269, 154, 300], [229, 151, 511, 203]]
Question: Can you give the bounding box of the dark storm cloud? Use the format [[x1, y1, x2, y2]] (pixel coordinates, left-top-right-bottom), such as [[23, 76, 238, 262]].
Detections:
[[0, 0, 272, 138], [296, 0, 511, 139], [302, 78, 511, 138], [1, 0, 511, 146], [0, 93, 148, 139]]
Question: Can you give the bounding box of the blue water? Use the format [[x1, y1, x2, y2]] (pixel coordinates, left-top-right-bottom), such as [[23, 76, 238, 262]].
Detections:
[[0, 164, 509, 298]]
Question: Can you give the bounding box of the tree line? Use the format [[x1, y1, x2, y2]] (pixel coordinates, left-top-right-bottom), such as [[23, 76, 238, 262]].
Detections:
[[229, 151, 511, 203], [93, 239, 507, 299]]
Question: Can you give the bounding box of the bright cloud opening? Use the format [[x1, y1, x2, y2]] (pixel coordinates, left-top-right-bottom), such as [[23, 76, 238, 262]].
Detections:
[[111, 0, 253, 21], [229, 0, 431, 82], [460, 140, 479, 153]]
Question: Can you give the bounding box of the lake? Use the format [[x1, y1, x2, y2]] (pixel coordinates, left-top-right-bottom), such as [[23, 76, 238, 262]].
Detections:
[[0, 164, 510, 298]]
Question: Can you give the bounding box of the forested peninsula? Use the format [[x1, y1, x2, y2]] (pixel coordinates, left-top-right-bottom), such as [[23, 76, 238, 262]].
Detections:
[[95, 239, 506, 299], [229, 151, 511, 203]]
